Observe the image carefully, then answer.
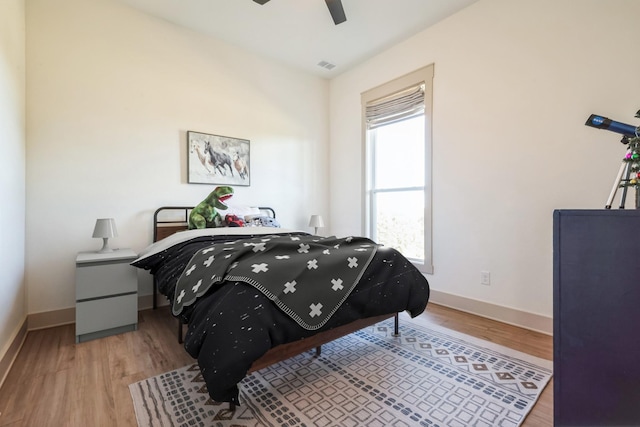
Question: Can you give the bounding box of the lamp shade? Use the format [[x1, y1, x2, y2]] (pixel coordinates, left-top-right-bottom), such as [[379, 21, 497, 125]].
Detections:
[[92, 218, 118, 238], [93, 218, 118, 253], [308, 215, 324, 228]]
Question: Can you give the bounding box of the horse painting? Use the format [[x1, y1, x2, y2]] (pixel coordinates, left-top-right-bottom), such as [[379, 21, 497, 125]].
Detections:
[[187, 131, 250, 186], [205, 141, 234, 177]]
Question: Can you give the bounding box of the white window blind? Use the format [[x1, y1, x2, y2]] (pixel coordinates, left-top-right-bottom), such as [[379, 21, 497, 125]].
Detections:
[[365, 84, 425, 130]]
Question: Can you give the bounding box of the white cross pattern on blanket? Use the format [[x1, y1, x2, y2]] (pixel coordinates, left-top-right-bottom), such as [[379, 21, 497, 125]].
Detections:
[[298, 243, 310, 254], [192, 279, 203, 293], [243, 242, 266, 252], [307, 259, 318, 270], [203, 255, 215, 267], [254, 243, 266, 252], [347, 257, 358, 268], [331, 278, 344, 291], [252, 263, 269, 273], [283, 281, 297, 294], [309, 303, 323, 318]]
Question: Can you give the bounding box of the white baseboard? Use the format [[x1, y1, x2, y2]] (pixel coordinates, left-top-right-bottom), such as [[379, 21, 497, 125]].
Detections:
[[0, 317, 28, 390], [28, 307, 75, 330], [428, 289, 552, 335], [22, 291, 551, 337]]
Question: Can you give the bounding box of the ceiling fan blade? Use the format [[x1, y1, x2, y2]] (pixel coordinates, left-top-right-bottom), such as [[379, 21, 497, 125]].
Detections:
[[325, 0, 346, 25], [253, 0, 270, 4]]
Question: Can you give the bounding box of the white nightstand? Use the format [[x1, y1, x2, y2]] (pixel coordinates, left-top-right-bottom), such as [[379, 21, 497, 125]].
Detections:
[[75, 248, 138, 343]]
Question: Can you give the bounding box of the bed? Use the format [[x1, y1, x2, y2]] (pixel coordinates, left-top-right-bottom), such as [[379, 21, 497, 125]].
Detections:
[[132, 206, 430, 406]]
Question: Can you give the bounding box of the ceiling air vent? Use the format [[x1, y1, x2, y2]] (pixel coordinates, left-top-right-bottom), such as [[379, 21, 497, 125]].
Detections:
[[318, 61, 336, 70]]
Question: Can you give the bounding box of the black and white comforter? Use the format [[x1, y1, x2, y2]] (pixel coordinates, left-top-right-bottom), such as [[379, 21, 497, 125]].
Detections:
[[132, 227, 430, 405]]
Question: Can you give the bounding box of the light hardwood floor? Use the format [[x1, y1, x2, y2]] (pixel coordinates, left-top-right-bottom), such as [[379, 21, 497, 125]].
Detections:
[[0, 303, 552, 426]]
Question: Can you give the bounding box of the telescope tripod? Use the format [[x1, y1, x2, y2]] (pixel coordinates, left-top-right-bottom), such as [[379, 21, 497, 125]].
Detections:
[[605, 148, 640, 209]]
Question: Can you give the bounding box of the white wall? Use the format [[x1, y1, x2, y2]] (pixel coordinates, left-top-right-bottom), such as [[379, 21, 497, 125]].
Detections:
[[22, 0, 640, 329], [0, 0, 26, 359], [329, 0, 640, 324], [25, 0, 329, 315]]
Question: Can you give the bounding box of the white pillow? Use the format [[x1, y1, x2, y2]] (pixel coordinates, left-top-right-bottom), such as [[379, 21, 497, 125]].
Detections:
[[223, 204, 262, 218]]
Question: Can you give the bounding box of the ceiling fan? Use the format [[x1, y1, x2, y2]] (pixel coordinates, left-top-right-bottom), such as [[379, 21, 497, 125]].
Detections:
[[252, 0, 347, 25]]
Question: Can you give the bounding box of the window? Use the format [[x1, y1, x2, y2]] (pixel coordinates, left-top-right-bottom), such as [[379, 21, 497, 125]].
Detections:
[[362, 65, 434, 273]]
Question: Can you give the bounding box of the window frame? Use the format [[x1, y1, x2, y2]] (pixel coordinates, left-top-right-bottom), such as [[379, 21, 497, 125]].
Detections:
[[361, 65, 434, 274]]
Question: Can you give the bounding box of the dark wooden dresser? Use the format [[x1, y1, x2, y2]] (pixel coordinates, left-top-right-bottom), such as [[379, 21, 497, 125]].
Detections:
[[553, 209, 640, 426]]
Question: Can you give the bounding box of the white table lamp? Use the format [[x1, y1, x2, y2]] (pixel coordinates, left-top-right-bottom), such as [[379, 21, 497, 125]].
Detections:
[[92, 218, 118, 253], [309, 215, 325, 235]]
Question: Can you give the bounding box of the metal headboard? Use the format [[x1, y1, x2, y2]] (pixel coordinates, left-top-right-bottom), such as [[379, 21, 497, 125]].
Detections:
[[152, 206, 276, 242]]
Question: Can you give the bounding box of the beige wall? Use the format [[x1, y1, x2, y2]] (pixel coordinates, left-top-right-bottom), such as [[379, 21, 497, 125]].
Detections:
[[0, 0, 26, 368], [329, 0, 640, 327], [25, 0, 329, 315]]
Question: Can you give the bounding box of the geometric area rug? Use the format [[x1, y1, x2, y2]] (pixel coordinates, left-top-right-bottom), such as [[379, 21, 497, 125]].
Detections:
[[130, 318, 553, 427]]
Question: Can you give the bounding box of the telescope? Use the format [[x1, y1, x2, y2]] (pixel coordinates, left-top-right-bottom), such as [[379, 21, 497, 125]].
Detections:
[[585, 114, 639, 139], [589, 110, 640, 209]]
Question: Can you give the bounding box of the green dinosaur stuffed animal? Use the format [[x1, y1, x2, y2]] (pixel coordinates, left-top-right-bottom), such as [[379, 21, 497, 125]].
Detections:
[[188, 186, 234, 229]]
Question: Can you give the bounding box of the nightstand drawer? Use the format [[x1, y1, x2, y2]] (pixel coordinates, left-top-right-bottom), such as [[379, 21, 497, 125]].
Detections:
[[76, 261, 137, 300], [76, 293, 137, 336]]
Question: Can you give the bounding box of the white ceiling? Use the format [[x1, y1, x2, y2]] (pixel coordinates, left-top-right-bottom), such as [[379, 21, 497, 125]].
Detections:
[[114, 0, 479, 78]]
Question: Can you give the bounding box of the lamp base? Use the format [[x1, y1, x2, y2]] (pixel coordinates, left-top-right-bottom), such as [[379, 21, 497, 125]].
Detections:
[[97, 238, 113, 253]]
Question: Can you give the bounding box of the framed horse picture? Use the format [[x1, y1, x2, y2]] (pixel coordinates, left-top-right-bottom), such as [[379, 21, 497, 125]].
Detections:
[[187, 131, 250, 186]]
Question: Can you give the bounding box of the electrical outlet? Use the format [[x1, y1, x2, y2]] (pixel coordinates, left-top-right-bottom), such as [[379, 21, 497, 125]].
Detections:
[[480, 271, 491, 286]]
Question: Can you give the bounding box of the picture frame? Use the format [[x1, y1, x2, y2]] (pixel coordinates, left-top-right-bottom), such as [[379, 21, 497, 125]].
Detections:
[[187, 131, 250, 186]]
